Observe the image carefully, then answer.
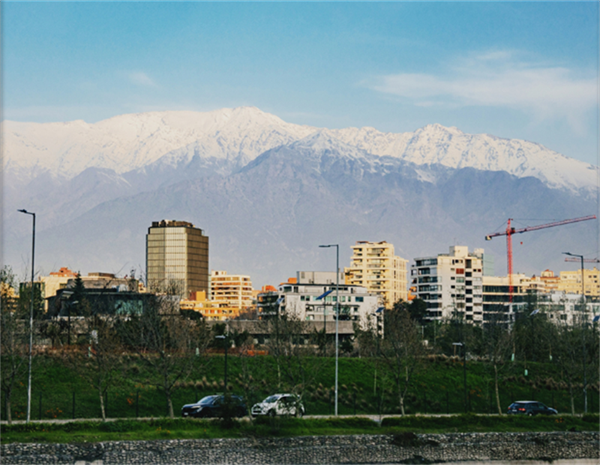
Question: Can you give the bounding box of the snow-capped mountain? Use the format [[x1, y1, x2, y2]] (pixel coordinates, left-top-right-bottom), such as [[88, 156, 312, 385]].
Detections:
[[3, 107, 315, 179], [3, 107, 598, 194]]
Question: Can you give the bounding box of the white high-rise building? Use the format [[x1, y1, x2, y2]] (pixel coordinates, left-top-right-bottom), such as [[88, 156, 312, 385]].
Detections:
[[411, 246, 485, 323]]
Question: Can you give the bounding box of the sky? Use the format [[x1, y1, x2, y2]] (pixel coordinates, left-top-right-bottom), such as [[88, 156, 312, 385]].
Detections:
[[3, 2, 599, 165]]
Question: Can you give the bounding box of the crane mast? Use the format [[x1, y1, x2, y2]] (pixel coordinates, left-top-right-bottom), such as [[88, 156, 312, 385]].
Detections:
[[485, 215, 596, 302]]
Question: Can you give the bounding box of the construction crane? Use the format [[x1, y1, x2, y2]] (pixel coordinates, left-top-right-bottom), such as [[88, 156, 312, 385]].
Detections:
[[564, 257, 600, 263], [485, 215, 597, 302]]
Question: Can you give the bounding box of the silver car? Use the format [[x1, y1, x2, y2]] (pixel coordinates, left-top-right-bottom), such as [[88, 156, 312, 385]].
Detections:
[[251, 394, 305, 417]]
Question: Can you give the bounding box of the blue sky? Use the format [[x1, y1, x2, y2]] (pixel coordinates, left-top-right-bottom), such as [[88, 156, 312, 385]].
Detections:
[[3, 2, 599, 164]]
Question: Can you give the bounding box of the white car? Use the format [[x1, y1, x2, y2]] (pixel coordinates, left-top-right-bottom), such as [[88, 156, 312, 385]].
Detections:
[[251, 394, 305, 417]]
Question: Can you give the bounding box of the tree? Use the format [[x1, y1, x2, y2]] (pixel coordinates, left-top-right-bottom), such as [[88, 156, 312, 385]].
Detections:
[[117, 295, 210, 418], [481, 308, 512, 414], [63, 314, 122, 420], [0, 266, 29, 423], [379, 308, 425, 415], [262, 306, 321, 413]]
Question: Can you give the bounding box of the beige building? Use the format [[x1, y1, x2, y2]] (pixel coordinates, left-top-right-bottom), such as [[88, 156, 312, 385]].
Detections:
[[210, 270, 253, 310], [181, 291, 241, 320], [40, 267, 78, 300], [557, 267, 600, 297], [345, 241, 408, 308]]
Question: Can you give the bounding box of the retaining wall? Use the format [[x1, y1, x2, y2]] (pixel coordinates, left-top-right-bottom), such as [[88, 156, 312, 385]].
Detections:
[[2, 431, 598, 464]]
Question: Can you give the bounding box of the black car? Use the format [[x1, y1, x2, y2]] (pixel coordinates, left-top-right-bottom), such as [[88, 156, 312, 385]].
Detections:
[[181, 395, 248, 418], [507, 401, 557, 416]]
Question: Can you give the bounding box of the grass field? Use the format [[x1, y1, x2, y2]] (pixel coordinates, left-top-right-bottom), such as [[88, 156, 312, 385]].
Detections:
[[1, 414, 598, 444], [2, 353, 598, 422]]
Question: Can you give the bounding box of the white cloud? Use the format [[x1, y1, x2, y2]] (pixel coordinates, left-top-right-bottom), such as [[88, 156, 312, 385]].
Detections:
[[127, 71, 158, 87], [368, 51, 597, 133]]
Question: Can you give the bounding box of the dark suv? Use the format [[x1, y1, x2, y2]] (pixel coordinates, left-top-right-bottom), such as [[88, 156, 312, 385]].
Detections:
[[181, 395, 247, 418], [507, 401, 557, 416]]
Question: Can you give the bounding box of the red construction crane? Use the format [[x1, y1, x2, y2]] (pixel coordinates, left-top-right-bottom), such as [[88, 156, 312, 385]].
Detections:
[[485, 215, 597, 302]]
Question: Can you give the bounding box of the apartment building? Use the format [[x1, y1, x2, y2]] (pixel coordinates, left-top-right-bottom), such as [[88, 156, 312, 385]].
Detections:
[[181, 291, 241, 321], [256, 278, 380, 331], [210, 270, 253, 310], [146, 220, 209, 298], [344, 241, 408, 308], [412, 246, 485, 322], [557, 267, 600, 297]]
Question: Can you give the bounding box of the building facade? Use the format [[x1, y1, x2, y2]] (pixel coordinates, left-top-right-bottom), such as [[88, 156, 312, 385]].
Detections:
[[344, 241, 408, 308], [257, 279, 379, 331], [557, 267, 600, 297], [210, 270, 253, 310], [412, 246, 485, 322], [146, 220, 209, 298]]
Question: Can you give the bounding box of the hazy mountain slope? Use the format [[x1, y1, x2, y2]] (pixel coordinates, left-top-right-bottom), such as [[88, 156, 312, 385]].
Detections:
[[10, 139, 596, 287]]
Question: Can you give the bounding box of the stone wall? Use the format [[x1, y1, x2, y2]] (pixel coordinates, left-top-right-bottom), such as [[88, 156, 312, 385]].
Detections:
[[2, 431, 598, 464]]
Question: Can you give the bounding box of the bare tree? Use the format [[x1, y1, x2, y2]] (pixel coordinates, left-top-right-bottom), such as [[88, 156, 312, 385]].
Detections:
[[62, 312, 121, 421], [117, 295, 210, 418], [481, 308, 512, 414], [262, 307, 321, 413], [379, 308, 425, 415], [0, 266, 28, 423]]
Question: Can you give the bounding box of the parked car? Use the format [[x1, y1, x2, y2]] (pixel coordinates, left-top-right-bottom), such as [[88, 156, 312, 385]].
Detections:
[[181, 395, 247, 418], [507, 401, 557, 416], [251, 394, 305, 417]]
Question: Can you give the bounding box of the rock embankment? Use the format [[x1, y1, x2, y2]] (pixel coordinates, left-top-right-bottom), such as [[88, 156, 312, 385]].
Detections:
[[2, 431, 598, 464]]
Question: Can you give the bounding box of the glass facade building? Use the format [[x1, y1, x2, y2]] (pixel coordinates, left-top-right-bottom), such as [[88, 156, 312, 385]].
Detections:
[[146, 220, 209, 298]]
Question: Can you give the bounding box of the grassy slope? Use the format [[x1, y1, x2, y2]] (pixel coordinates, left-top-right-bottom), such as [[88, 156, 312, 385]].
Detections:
[[1, 353, 598, 421]]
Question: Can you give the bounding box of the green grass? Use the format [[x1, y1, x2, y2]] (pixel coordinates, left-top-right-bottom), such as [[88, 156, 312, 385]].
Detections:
[[2, 353, 598, 422], [1, 414, 598, 444]]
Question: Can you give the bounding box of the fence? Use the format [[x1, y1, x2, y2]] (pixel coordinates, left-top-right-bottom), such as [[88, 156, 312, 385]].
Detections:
[[1, 383, 597, 421]]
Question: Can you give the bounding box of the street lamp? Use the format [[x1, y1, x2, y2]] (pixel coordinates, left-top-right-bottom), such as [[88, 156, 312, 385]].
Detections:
[[453, 342, 467, 413], [319, 244, 339, 416], [17, 209, 35, 423], [562, 251, 588, 413], [215, 335, 229, 392]]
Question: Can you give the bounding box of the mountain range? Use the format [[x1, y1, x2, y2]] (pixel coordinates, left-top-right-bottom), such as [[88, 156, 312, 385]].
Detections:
[[3, 106, 598, 287]]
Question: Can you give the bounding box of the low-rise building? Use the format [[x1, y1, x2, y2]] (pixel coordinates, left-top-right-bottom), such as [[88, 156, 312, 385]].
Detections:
[[257, 277, 379, 331], [181, 291, 241, 321]]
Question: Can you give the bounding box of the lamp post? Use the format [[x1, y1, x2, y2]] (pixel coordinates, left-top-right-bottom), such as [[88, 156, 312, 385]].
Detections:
[[17, 209, 35, 423], [563, 251, 588, 413], [320, 244, 339, 416], [453, 342, 467, 413], [215, 335, 229, 392]]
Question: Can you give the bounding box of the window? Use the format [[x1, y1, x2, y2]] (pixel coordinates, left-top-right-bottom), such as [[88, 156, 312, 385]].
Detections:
[[356, 296, 364, 302]]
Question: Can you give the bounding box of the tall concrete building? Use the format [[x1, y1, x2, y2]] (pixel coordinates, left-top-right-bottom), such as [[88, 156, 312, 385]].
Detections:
[[412, 246, 484, 323], [344, 241, 408, 308], [146, 220, 209, 298]]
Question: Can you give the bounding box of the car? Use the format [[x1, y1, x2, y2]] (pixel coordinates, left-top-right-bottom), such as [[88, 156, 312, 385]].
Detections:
[[181, 394, 248, 418], [251, 393, 305, 418], [507, 401, 557, 416]]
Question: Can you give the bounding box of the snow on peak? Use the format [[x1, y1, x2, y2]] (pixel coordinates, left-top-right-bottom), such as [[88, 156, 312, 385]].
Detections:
[[3, 107, 596, 194]]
